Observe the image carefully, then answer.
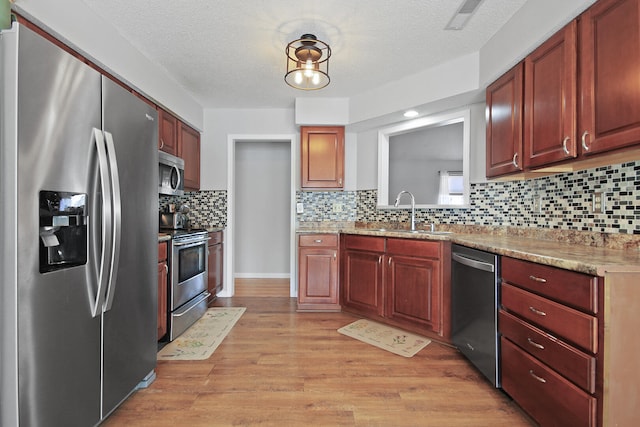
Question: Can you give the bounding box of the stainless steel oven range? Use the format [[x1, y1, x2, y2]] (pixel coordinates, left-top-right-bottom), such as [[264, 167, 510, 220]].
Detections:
[[162, 228, 210, 341]]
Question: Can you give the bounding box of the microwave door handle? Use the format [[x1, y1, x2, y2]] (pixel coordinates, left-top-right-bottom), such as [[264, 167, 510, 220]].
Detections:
[[90, 128, 112, 318], [172, 164, 181, 190], [103, 131, 121, 312]]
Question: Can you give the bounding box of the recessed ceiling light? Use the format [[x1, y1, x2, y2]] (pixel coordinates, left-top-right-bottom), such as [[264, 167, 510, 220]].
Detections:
[[404, 110, 419, 118]]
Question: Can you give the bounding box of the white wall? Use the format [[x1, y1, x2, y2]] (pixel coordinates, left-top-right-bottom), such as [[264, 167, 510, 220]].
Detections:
[[479, 0, 597, 86], [201, 109, 297, 190], [235, 141, 290, 277], [13, 0, 203, 129]]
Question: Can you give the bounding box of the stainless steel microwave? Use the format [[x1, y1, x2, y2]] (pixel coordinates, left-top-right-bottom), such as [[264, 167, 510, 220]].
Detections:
[[158, 151, 184, 196]]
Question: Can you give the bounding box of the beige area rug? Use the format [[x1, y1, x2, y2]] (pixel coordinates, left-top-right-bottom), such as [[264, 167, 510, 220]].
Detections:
[[158, 307, 245, 361], [338, 319, 431, 358]]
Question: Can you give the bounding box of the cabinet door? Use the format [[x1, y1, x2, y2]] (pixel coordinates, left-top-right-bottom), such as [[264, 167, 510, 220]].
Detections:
[[486, 62, 524, 177], [159, 109, 178, 155], [157, 261, 168, 340], [298, 247, 338, 306], [524, 21, 578, 168], [579, 0, 640, 155], [341, 249, 384, 317], [178, 123, 200, 190], [301, 126, 345, 189], [386, 254, 441, 334]]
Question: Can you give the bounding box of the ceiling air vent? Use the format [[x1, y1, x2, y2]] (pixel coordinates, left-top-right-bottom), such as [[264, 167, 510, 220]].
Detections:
[[445, 0, 484, 30]]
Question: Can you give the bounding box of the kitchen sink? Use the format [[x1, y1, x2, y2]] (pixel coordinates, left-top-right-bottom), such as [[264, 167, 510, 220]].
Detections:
[[370, 228, 453, 235]]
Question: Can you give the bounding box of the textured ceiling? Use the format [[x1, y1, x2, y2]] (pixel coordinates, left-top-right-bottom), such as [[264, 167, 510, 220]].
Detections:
[[80, 0, 527, 109]]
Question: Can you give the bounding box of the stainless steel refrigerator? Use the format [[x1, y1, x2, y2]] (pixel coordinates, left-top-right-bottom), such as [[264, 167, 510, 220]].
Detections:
[[1, 22, 158, 426]]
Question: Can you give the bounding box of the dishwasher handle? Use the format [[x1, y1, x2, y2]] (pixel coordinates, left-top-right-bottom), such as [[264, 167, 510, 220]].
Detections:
[[452, 252, 495, 273]]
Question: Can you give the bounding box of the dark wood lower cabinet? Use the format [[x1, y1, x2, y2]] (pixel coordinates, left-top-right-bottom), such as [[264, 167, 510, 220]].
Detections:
[[501, 337, 597, 427], [157, 242, 168, 340], [207, 230, 223, 305], [340, 234, 450, 340], [297, 234, 340, 311]]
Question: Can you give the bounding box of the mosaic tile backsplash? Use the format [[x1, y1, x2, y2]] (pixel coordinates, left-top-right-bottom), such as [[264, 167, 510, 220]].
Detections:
[[159, 161, 638, 236], [297, 161, 639, 235], [160, 190, 227, 228]]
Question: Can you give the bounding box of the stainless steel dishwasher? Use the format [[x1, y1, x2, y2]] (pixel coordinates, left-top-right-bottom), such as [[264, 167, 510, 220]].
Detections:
[[451, 244, 500, 388]]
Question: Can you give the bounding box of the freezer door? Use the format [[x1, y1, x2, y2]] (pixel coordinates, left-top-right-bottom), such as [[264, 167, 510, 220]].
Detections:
[[101, 78, 159, 417], [15, 26, 102, 427]]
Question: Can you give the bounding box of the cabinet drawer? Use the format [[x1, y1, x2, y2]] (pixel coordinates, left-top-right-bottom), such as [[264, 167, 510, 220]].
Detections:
[[499, 310, 596, 393], [386, 238, 440, 259], [502, 257, 597, 314], [299, 234, 338, 248], [501, 337, 597, 427], [342, 234, 385, 252], [208, 230, 223, 245], [158, 242, 167, 262], [501, 283, 597, 353]]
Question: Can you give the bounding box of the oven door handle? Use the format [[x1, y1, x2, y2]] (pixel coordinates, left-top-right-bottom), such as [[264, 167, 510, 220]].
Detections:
[[173, 237, 211, 247], [173, 292, 211, 317], [452, 252, 495, 273]]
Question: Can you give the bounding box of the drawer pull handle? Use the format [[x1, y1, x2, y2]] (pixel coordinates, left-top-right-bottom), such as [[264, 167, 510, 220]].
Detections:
[[528, 306, 547, 316], [529, 370, 547, 383], [314, 239, 323, 243], [528, 275, 547, 283], [527, 338, 545, 350]]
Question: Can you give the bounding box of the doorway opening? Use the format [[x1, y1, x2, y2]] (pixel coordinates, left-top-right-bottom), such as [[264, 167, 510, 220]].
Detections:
[[224, 134, 297, 298]]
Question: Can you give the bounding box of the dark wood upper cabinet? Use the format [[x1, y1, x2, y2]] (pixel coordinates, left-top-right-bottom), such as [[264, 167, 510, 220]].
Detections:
[[579, 0, 640, 155], [158, 109, 178, 156], [178, 122, 200, 191], [524, 21, 578, 168], [301, 126, 345, 189], [486, 63, 524, 178]]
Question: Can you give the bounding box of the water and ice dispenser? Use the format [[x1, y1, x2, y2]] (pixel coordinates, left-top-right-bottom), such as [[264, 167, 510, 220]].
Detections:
[[39, 191, 88, 273]]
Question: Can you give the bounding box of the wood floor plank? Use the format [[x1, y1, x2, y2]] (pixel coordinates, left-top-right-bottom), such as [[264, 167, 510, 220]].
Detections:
[[103, 296, 533, 426]]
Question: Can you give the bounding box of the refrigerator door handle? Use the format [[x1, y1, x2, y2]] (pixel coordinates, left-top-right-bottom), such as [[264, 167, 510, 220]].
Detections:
[[103, 131, 121, 312], [91, 128, 113, 318]]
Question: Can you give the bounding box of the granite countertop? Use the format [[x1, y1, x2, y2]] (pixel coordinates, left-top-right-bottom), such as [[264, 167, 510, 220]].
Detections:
[[297, 224, 640, 277]]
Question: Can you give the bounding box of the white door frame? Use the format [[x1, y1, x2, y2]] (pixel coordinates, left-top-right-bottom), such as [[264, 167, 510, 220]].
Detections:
[[221, 133, 297, 298]]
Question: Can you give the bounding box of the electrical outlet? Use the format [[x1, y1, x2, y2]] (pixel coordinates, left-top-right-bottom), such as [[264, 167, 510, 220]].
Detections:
[[592, 192, 604, 213], [533, 195, 541, 213], [296, 202, 304, 213], [333, 203, 343, 213]]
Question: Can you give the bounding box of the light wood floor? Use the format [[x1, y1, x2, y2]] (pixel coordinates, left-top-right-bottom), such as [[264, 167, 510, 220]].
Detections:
[[104, 293, 533, 426]]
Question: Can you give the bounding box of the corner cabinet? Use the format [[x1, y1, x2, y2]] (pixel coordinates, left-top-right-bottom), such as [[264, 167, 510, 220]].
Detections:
[[341, 234, 450, 340], [297, 234, 340, 311], [300, 126, 345, 189], [178, 122, 201, 191]]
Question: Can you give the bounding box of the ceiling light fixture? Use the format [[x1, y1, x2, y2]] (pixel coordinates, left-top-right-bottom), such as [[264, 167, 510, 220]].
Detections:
[[285, 34, 331, 90]]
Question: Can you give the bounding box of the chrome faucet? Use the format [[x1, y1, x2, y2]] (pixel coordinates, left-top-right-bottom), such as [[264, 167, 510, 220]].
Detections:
[[394, 190, 416, 231]]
